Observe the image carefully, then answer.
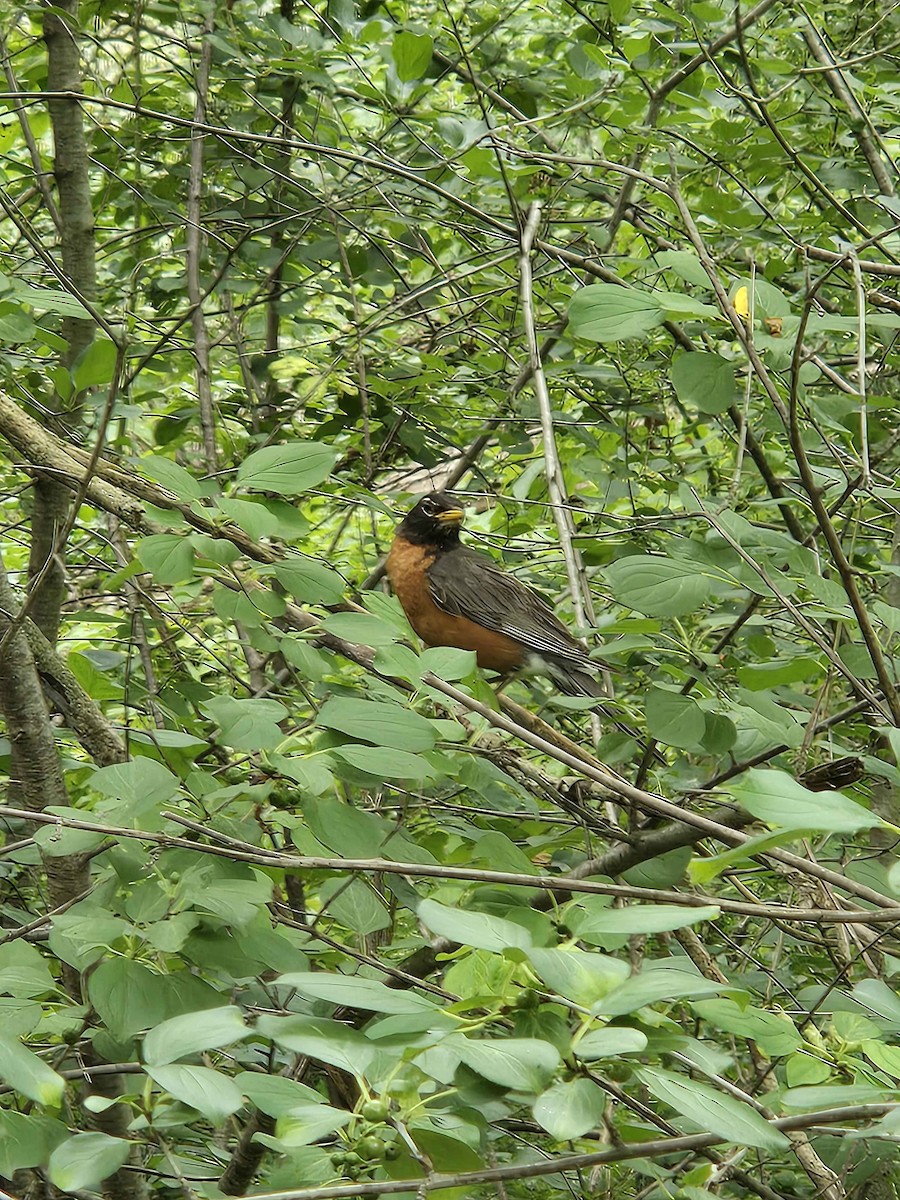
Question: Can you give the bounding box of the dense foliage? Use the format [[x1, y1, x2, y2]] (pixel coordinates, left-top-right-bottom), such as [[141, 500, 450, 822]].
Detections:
[[1, 0, 900, 1197]]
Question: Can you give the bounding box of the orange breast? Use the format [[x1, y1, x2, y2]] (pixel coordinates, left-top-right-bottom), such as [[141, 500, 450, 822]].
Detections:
[[386, 536, 524, 673]]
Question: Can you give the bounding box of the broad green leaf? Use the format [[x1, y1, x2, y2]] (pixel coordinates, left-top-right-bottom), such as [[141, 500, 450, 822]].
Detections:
[[570, 903, 720, 937], [136, 533, 194, 584], [274, 558, 346, 604], [568, 284, 664, 342], [147, 1064, 244, 1123], [235, 1072, 324, 1116], [316, 697, 437, 751], [656, 292, 721, 322], [573, 1026, 648, 1060], [781, 1084, 887, 1109], [527, 948, 630, 1006], [533, 1077, 605, 1140], [87, 959, 182, 1039], [139, 455, 206, 501], [729, 768, 879, 832], [645, 688, 706, 749], [392, 31, 433, 80], [320, 611, 400, 645], [689, 828, 803, 884], [593, 961, 727, 1016], [201, 695, 288, 751], [419, 899, 534, 952], [785, 1053, 833, 1087], [737, 656, 823, 690], [320, 877, 391, 934], [692, 999, 802, 1056], [862, 1040, 900, 1079], [638, 1067, 788, 1150], [90, 758, 180, 815], [276, 1102, 354, 1146], [72, 337, 117, 389], [456, 1036, 560, 1091], [215, 497, 280, 539], [0, 1034, 65, 1106], [605, 556, 713, 616], [0, 941, 56, 998], [331, 744, 435, 780], [419, 646, 478, 680], [277, 971, 437, 1014], [257, 1014, 376, 1077], [235, 441, 337, 495], [670, 351, 736, 414], [48, 1134, 132, 1191], [655, 250, 710, 288], [0, 1111, 68, 1175], [143, 1005, 248, 1066]]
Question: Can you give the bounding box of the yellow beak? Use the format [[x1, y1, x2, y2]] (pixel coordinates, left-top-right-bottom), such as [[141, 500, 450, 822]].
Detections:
[[436, 508, 465, 525]]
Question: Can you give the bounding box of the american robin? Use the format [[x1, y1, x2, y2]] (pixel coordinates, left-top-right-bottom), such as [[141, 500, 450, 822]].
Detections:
[[386, 491, 607, 698]]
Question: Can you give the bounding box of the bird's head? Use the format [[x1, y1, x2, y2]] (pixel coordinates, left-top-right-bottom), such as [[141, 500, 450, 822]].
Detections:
[[397, 491, 465, 547]]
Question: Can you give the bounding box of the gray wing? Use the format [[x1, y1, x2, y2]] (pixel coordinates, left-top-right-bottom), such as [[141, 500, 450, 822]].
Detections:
[[426, 545, 593, 668]]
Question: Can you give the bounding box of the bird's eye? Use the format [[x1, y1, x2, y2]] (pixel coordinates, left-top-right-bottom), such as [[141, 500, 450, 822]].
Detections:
[[421, 498, 438, 516]]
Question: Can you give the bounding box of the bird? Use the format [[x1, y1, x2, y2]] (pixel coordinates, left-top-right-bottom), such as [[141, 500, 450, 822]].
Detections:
[[385, 491, 608, 699]]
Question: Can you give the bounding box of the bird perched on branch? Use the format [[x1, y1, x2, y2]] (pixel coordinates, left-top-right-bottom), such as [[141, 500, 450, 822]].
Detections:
[[386, 491, 608, 698]]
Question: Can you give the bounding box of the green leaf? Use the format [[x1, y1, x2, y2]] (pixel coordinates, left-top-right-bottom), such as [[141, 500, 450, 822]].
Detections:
[[419, 646, 478, 680], [670, 351, 736, 414], [593, 960, 727, 1016], [782, 1084, 887, 1109], [235, 441, 337, 495], [277, 971, 437, 1014], [275, 1102, 354, 1146], [143, 1005, 248, 1066], [605, 556, 713, 616], [862, 1040, 900, 1079], [48, 1133, 132, 1191], [729, 768, 879, 832], [202, 695, 288, 750], [456, 1036, 560, 1091], [320, 611, 400, 645], [0, 941, 56, 998], [235, 1072, 324, 1116], [533, 1077, 606, 1140], [419, 899, 534, 952], [319, 877, 391, 934], [638, 1067, 789, 1150], [526, 948, 630, 1006], [570, 903, 720, 937], [655, 250, 711, 288], [257, 1014, 376, 1077], [139, 455, 206, 501], [0, 1034, 65, 1106], [392, 31, 433, 81], [90, 758, 180, 815], [692, 999, 802, 1056], [331, 744, 435, 780], [645, 688, 707, 749], [573, 1026, 648, 1060], [215, 497, 281, 539], [0, 1111, 68, 1175], [316, 697, 437, 751], [147, 1064, 244, 1123], [737, 657, 823, 690], [73, 337, 118, 389], [274, 558, 346, 604], [136, 533, 194, 584], [568, 284, 664, 342]]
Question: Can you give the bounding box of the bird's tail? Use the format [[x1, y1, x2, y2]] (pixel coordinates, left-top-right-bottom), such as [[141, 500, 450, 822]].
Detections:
[[545, 661, 607, 699], [546, 660, 655, 751]]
